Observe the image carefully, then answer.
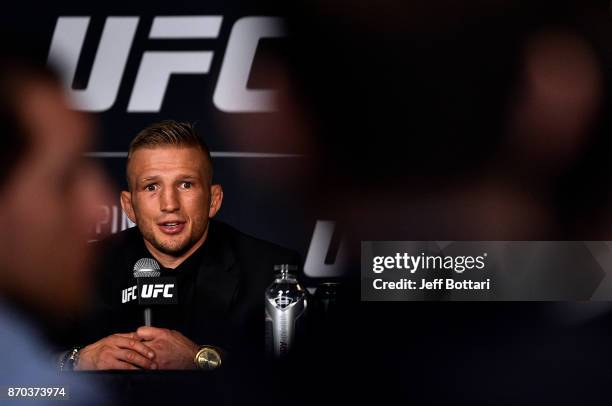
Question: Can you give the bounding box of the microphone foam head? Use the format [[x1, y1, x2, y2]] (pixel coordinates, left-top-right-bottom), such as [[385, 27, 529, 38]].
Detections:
[[133, 257, 161, 278]]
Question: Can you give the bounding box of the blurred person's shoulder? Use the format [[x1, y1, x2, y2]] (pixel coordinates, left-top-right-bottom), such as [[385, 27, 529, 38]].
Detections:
[[0, 302, 109, 404]]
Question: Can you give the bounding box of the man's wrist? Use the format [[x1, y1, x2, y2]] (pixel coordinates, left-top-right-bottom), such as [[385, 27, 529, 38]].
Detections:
[[58, 346, 82, 371]]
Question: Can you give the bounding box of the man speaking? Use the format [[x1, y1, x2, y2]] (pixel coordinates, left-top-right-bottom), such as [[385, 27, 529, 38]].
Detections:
[[66, 120, 299, 371]]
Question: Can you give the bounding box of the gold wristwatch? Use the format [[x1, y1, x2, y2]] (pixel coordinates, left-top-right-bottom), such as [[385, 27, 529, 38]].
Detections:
[[194, 346, 222, 370]]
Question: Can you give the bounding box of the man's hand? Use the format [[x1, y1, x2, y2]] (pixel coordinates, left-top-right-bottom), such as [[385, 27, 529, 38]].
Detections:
[[136, 326, 199, 370], [75, 332, 157, 370]]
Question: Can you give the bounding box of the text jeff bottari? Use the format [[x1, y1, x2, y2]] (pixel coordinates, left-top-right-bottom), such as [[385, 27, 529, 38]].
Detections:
[[372, 278, 491, 290]]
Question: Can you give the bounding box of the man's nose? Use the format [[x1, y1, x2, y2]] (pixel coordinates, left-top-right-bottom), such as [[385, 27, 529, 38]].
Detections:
[[160, 187, 180, 212]]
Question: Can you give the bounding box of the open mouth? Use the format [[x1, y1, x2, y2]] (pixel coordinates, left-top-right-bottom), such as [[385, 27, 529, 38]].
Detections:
[[158, 221, 186, 235]]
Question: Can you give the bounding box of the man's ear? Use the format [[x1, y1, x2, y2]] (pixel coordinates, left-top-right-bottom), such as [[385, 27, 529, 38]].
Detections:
[[209, 184, 223, 218], [120, 190, 136, 224]]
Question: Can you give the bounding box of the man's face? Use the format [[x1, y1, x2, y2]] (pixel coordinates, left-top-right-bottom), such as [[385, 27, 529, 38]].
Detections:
[[122, 147, 222, 261], [0, 79, 111, 316]]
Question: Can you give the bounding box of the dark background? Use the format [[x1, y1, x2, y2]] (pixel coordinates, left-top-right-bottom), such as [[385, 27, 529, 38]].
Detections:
[[6, 0, 612, 404]]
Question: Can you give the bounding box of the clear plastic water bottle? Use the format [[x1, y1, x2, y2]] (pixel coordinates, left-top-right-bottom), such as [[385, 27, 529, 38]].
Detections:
[[265, 264, 307, 358]]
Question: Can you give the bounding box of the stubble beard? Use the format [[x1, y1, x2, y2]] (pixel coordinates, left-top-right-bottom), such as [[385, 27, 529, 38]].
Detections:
[[139, 217, 208, 258]]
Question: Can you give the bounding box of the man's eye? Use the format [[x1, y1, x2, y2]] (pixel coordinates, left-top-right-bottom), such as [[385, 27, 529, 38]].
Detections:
[[181, 182, 193, 189], [145, 184, 158, 192]]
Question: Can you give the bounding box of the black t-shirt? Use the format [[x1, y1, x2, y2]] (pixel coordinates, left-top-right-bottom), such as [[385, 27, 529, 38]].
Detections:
[[150, 245, 203, 335]]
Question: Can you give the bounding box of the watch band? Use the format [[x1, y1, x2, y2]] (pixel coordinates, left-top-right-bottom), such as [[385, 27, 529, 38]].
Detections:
[[59, 346, 82, 371]]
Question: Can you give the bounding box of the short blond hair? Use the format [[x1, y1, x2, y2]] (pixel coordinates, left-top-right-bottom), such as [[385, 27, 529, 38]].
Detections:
[[126, 120, 213, 188]]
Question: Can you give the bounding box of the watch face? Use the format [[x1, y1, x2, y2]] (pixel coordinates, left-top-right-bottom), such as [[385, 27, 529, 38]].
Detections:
[[197, 347, 221, 370]]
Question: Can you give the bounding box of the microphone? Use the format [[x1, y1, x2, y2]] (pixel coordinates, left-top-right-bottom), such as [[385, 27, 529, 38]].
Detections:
[[133, 258, 161, 326], [129, 258, 179, 327]]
